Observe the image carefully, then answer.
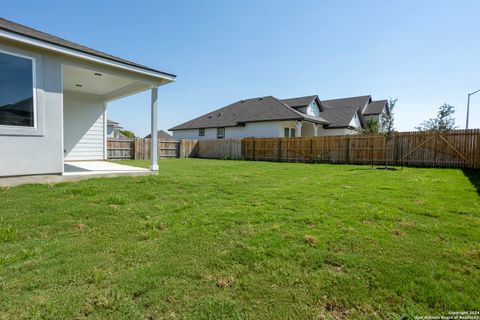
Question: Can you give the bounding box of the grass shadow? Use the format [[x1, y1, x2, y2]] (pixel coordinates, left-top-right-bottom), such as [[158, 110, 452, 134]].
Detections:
[[462, 169, 480, 196]]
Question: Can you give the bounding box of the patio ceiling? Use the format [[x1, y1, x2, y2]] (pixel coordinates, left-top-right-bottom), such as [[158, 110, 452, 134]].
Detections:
[[63, 64, 152, 102]]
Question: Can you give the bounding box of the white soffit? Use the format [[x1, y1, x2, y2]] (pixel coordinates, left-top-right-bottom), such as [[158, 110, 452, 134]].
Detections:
[[63, 64, 136, 96]]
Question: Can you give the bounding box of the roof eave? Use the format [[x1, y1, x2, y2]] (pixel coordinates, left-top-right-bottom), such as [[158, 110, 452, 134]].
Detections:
[[0, 28, 176, 83]]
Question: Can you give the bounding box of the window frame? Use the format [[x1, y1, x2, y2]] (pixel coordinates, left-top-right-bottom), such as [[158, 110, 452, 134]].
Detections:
[[0, 49, 37, 130], [198, 128, 205, 136], [290, 128, 296, 137], [216, 127, 225, 139], [284, 127, 289, 137]]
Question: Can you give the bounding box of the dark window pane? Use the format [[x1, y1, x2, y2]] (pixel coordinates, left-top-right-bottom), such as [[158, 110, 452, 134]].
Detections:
[[0, 52, 34, 127]]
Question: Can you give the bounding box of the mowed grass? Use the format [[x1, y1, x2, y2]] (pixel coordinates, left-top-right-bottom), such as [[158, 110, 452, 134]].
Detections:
[[0, 159, 479, 319]]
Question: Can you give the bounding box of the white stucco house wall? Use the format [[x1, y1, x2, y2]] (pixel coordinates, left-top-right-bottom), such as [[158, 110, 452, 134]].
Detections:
[[0, 18, 175, 178], [170, 95, 387, 139]]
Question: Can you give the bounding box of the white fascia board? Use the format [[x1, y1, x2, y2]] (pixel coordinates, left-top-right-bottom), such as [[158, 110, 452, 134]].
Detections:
[[0, 30, 176, 84], [102, 82, 153, 103]]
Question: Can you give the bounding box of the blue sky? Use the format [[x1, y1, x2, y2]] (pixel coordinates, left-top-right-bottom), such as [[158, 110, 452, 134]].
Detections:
[[4, 0, 480, 136]]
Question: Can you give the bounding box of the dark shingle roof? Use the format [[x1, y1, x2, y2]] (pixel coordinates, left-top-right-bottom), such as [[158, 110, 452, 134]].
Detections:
[[169, 96, 328, 130], [364, 100, 387, 115], [321, 106, 360, 128], [321, 95, 371, 110], [0, 17, 175, 78], [281, 95, 318, 108], [145, 130, 174, 140]]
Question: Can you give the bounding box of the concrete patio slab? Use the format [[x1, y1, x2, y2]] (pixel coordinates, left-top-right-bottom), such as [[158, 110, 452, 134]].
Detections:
[[0, 161, 154, 187]]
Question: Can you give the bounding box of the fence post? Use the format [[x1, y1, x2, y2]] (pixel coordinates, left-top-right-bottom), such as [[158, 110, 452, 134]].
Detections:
[[371, 144, 374, 168], [345, 137, 350, 164], [476, 131, 480, 169], [309, 139, 313, 163], [278, 139, 282, 162], [393, 135, 398, 165], [252, 138, 256, 161]]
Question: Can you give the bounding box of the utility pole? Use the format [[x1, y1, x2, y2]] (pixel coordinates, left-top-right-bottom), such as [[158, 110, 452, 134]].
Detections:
[[466, 89, 480, 129]]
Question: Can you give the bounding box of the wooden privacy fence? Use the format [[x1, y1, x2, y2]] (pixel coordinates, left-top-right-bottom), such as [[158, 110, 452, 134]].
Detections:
[[197, 139, 242, 159], [108, 129, 480, 169], [107, 138, 135, 159], [108, 138, 241, 160], [108, 139, 186, 160], [242, 129, 480, 169]]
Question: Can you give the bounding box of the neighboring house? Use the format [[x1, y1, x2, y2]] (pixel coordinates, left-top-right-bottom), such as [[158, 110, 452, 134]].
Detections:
[[0, 18, 175, 177], [170, 95, 388, 139], [144, 130, 173, 140], [107, 119, 126, 138]]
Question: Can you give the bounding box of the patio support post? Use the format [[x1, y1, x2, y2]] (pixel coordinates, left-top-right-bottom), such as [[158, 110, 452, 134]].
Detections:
[[313, 123, 319, 136], [295, 121, 302, 137], [150, 87, 159, 171]]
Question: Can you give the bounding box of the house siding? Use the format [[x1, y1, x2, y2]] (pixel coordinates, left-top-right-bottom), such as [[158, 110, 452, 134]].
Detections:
[[172, 121, 285, 140], [63, 91, 105, 161], [322, 128, 358, 136]]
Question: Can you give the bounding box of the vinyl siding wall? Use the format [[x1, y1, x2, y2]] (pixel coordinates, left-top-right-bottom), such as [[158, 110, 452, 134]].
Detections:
[[63, 91, 105, 160]]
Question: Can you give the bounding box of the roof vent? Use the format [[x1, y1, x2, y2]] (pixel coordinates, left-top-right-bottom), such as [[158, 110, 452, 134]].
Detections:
[[217, 113, 222, 117], [259, 97, 263, 100], [208, 114, 214, 118], [240, 100, 245, 103]]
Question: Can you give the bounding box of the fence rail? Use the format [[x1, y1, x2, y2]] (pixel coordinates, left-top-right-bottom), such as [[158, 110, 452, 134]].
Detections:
[[107, 129, 480, 169], [242, 129, 480, 169]]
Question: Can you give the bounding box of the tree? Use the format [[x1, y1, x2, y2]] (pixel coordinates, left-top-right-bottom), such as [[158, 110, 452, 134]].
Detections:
[[416, 104, 457, 131], [361, 117, 380, 134], [120, 130, 135, 138], [382, 98, 397, 168]]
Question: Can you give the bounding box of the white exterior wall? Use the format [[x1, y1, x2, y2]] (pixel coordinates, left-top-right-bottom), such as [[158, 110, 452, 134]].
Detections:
[[172, 121, 285, 140], [321, 128, 358, 136], [63, 91, 105, 160], [349, 112, 362, 129], [172, 127, 217, 140], [296, 101, 320, 117], [226, 122, 283, 138], [172, 121, 363, 140], [0, 40, 64, 177]]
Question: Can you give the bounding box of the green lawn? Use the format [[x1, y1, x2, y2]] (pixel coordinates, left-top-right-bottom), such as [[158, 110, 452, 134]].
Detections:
[[1, 159, 479, 319]]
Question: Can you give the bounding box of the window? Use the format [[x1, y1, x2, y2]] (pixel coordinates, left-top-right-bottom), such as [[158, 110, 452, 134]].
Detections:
[[199, 128, 205, 136], [284, 127, 296, 137], [0, 51, 35, 127], [217, 127, 225, 139]]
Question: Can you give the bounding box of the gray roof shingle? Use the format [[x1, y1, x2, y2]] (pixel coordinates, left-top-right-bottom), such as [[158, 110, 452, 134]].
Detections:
[[169, 96, 328, 130], [145, 130, 174, 140], [281, 95, 318, 108], [321, 95, 371, 110], [321, 106, 361, 128], [0, 17, 175, 78], [364, 100, 387, 115]]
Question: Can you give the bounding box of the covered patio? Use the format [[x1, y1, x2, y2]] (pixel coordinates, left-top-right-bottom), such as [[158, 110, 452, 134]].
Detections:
[[61, 55, 175, 177], [63, 161, 150, 176]]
